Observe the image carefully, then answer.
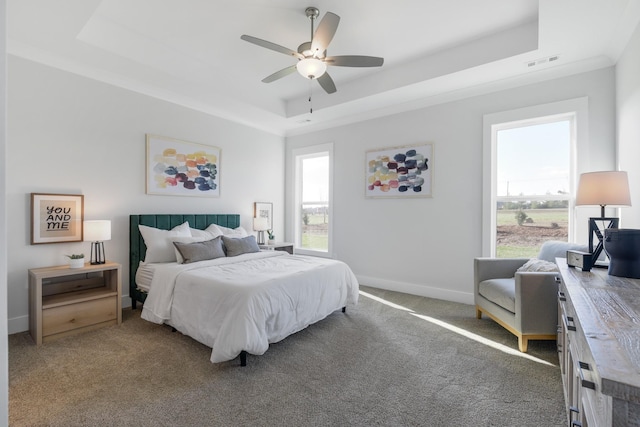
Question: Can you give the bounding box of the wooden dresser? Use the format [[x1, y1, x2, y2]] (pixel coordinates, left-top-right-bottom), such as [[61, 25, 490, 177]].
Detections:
[[556, 259, 640, 427]]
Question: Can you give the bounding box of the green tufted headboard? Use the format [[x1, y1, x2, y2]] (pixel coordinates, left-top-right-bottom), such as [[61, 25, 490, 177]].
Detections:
[[129, 214, 241, 308]]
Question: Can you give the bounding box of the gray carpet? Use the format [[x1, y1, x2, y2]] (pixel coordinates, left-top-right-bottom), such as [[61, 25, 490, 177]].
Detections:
[[9, 286, 565, 426]]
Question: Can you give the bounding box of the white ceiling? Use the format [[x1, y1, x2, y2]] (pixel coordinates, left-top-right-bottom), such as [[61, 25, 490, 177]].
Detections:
[[7, 0, 640, 136]]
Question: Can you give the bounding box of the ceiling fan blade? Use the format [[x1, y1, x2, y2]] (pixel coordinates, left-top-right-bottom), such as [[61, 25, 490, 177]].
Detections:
[[262, 65, 297, 83], [311, 12, 340, 55], [325, 55, 384, 67], [317, 72, 337, 94], [241, 35, 303, 59]]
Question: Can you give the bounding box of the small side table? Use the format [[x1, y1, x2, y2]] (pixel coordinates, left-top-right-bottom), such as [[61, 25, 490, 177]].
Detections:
[[29, 261, 122, 345], [259, 242, 294, 255]]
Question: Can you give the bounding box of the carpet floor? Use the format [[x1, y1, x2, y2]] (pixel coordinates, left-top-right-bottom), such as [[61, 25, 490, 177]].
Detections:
[[9, 286, 565, 426]]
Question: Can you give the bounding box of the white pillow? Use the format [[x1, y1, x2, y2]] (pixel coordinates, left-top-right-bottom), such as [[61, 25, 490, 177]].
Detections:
[[172, 236, 207, 263], [217, 225, 248, 238], [139, 222, 191, 263], [517, 258, 559, 272], [190, 224, 223, 240]]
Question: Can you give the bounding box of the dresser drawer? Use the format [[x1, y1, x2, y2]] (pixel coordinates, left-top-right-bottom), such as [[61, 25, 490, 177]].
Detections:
[[42, 296, 117, 337]]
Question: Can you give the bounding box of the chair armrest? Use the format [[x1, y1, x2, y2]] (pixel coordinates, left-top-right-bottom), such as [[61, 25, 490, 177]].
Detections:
[[514, 271, 559, 333], [474, 258, 529, 282]]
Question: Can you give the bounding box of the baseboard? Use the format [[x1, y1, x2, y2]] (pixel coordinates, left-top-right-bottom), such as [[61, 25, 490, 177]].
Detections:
[[356, 275, 474, 305], [8, 315, 28, 335], [9, 295, 134, 335]]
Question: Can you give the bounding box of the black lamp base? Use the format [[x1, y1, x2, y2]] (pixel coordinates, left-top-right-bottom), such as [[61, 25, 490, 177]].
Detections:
[[588, 217, 618, 267], [90, 241, 106, 265]]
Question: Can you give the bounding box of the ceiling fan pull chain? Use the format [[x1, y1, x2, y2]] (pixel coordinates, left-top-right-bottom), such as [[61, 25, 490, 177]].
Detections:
[[309, 80, 313, 114]]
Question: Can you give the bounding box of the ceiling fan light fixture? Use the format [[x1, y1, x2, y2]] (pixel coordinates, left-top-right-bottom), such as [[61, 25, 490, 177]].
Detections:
[[296, 57, 327, 80]]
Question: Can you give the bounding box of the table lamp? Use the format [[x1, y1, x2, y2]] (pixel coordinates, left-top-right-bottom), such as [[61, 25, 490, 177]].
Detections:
[[84, 220, 111, 264], [253, 217, 269, 245], [576, 171, 631, 265]]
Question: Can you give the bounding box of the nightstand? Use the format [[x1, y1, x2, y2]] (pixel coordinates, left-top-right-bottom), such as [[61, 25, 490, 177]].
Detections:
[[29, 261, 122, 345], [259, 242, 294, 255]]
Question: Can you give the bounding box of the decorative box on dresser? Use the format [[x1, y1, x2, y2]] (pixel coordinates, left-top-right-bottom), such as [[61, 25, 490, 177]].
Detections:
[[556, 258, 640, 427], [29, 261, 122, 345]]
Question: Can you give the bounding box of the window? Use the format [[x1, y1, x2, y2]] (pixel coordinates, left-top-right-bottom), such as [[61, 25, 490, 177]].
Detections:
[[293, 144, 332, 256], [483, 98, 587, 258], [494, 118, 572, 257]]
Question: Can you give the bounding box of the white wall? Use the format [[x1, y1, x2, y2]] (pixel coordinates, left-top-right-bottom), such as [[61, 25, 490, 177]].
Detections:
[[0, 0, 9, 422], [286, 67, 616, 304], [7, 56, 285, 333], [617, 21, 640, 228]]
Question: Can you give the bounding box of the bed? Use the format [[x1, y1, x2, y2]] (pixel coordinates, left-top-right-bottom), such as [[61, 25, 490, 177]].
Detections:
[[129, 214, 359, 366]]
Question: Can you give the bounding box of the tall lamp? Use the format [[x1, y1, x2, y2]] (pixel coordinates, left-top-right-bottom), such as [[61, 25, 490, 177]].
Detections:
[[84, 220, 111, 265], [253, 217, 269, 245], [576, 171, 631, 265]]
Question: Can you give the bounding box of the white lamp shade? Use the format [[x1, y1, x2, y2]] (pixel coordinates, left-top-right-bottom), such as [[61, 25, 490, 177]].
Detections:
[[253, 217, 269, 231], [83, 220, 112, 242], [576, 171, 632, 207], [296, 58, 327, 79]]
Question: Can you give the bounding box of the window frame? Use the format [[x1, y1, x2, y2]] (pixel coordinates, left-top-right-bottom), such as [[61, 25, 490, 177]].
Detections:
[[292, 143, 333, 258], [482, 98, 588, 257]]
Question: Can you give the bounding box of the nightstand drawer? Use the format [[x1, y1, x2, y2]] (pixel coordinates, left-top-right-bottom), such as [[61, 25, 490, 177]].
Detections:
[[43, 296, 117, 337]]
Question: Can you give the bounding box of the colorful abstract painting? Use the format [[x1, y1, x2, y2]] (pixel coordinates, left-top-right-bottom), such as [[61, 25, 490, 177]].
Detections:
[[365, 143, 433, 198], [146, 134, 220, 197]]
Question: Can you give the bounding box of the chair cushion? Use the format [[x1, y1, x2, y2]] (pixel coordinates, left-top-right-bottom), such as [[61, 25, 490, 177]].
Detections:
[[517, 258, 559, 272], [478, 278, 515, 314]]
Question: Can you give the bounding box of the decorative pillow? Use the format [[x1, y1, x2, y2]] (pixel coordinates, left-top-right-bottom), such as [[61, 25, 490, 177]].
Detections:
[[172, 236, 206, 263], [139, 222, 191, 263], [217, 225, 248, 238], [222, 235, 260, 257], [190, 224, 223, 240], [173, 236, 226, 264], [517, 258, 559, 272]]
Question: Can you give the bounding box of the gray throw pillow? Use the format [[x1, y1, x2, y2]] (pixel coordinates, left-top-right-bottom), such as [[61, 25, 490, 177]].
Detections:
[[223, 235, 260, 257], [173, 236, 226, 264]]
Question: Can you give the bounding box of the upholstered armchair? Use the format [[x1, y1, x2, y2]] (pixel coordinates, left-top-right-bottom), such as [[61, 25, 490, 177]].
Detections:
[[474, 241, 588, 352]]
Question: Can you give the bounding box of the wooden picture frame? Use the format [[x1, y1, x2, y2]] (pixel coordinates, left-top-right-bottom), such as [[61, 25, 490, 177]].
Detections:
[[365, 143, 433, 198], [254, 202, 273, 230], [30, 193, 84, 244], [146, 134, 221, 197]]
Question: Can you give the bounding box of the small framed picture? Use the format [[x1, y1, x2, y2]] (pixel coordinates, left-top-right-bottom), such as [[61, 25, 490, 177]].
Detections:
[[254, 202, 273, 229], [31, 193, 84, 244]]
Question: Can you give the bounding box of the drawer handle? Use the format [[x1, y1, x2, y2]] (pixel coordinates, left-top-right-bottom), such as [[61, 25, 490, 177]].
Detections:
[[565, 315, 577, 332], [569, 406, 582, 427], [558, 291, 566, 302], [555, 276, 561, 284], [579, 361, 596, 390]]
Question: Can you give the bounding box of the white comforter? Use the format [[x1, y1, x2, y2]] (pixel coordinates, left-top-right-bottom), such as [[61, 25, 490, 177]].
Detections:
[[141, 251, 359, 363]]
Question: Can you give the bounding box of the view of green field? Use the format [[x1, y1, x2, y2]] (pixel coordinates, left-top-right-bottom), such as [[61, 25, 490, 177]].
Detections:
[[301, 212, 328, 251], [496, 208, 568, 258]]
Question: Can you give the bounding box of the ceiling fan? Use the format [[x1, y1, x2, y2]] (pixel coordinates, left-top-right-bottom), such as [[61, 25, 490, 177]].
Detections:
[[240, 7, 384, 94]]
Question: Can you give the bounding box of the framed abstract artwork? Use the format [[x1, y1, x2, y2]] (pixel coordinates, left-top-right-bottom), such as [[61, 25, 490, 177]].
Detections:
[[365, 143, 433, 198], [146, 134, 221, 197], [30, 193, 84, 244]]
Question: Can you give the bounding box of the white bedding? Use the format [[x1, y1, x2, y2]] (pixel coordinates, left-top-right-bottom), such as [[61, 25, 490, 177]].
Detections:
[[141, 251, 359, 363]]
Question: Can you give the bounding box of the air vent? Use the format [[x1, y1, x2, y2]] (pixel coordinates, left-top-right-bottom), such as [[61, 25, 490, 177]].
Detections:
[[525, 54, 560, 68]]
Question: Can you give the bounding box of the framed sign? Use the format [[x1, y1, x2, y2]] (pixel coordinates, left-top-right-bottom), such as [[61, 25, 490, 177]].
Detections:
[[146, 134, 221, 197], [365, 143, 433, 198], [254, 202, 273, 230], [31, 193, 84, 244]]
